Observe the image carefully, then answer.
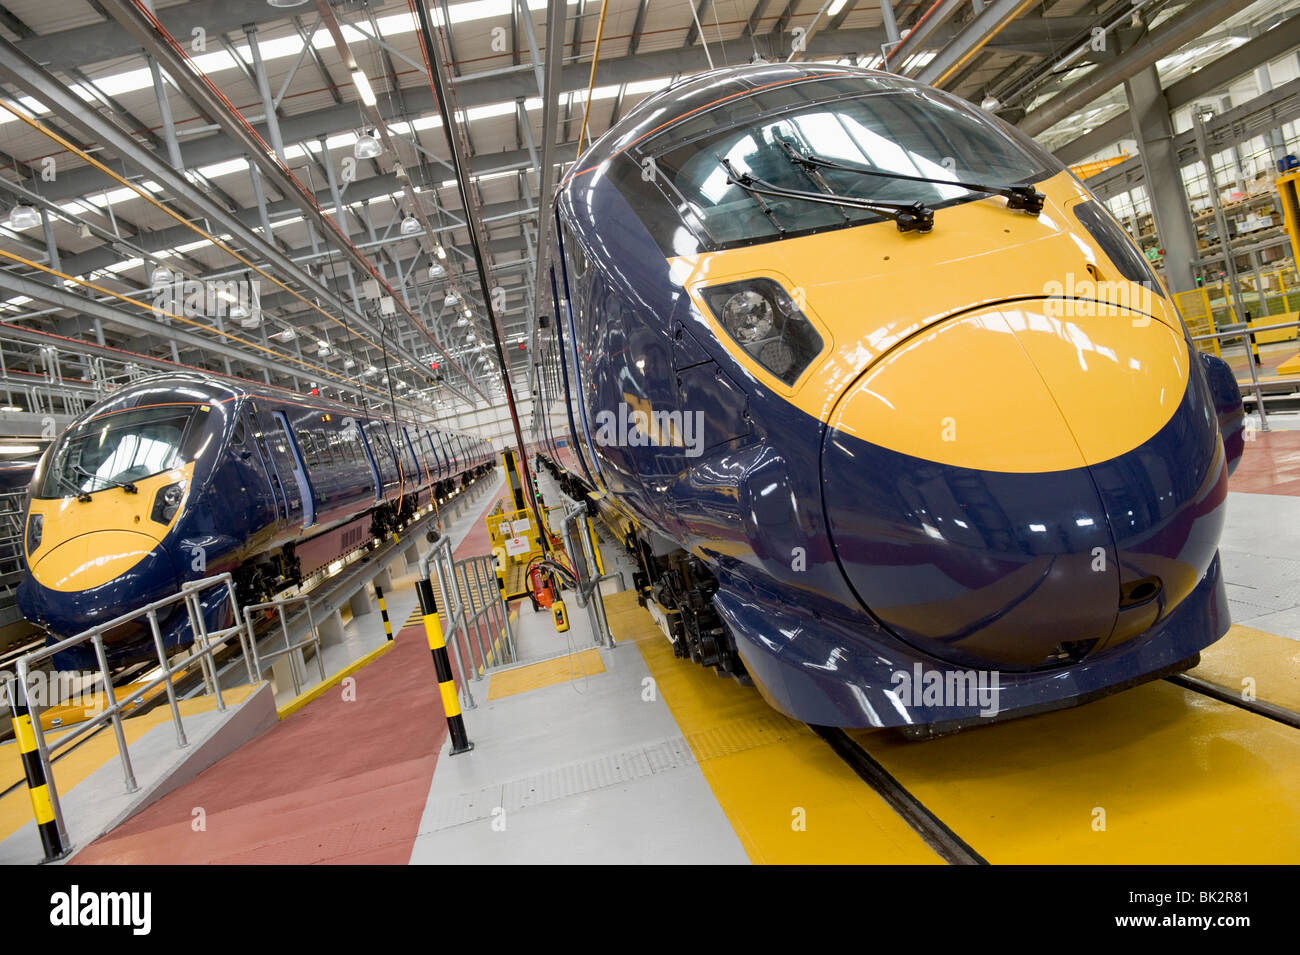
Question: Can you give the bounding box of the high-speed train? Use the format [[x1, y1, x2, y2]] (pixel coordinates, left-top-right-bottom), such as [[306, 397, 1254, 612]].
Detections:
[[532, 62, 1246, 732], [18, 374, 493, 666]]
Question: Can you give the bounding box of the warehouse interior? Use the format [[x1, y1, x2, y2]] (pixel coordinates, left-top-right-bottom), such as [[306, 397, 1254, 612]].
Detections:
[[0, 0, 1297, 878]]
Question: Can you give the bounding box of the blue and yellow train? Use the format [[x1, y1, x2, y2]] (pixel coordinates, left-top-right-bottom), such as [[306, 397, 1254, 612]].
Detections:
[[18, 373, 492, 665], [532, 62, 1246, 732]]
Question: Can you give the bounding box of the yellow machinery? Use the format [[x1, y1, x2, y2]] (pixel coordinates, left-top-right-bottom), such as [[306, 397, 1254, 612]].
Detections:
[[487, 448, 560, 602], [1277, 167, 1300, 375]]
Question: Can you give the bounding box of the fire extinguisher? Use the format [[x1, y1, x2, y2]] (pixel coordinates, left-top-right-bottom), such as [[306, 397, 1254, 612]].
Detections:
[[528, 563, 555, 610]]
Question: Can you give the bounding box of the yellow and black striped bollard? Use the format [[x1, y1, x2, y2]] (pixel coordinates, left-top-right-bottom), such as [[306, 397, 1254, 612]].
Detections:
[[8, 678, 70, 861], [415, 576, 474, 754], [375, 584, 394, 641]]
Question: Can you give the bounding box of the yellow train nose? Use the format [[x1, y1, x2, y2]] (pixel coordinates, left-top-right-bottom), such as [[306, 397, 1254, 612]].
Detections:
[[31, 530, 165, 593], [827, 301, 1188, 473], [821, 300, 1194, 667]]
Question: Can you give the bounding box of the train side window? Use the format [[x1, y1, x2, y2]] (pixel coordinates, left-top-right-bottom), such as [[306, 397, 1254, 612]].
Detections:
[[231, 416, 246, 446], [561, 219, 587, 278], [296, 430, 319, 466], [313, 430, 332, 465]]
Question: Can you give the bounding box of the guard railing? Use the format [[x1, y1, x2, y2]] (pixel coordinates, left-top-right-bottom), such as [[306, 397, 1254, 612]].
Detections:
[[560, 501, 623, 649], [241, 593, 328, 698], [426, 534, 516, 710], [5, 573, 251, 862]]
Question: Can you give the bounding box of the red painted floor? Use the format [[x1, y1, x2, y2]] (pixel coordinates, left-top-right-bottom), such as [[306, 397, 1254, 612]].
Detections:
[[71, 624, 445, 865], [1230, 430, 1300, 497], [73, 484, 508, 865]]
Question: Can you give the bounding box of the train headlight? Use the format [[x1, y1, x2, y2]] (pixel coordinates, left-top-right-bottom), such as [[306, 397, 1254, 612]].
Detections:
[[721, 290, 775, 344], [150, 482, 184, 525], [702, 279, 823, 385], [26, 513, 41, 554]]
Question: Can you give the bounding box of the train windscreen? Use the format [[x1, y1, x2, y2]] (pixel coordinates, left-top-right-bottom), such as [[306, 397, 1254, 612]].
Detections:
[[647, 88, 1056, 247], [35, 405, 200, 499]]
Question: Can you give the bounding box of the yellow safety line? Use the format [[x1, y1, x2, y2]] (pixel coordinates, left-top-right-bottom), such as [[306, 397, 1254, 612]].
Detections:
[[275, 642, 395, 720], [487, 648, 605, 701]]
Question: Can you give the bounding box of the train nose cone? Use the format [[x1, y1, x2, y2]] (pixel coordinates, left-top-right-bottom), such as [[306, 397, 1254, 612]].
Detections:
[[21, 531, 180, 635], [822, 301, 1196, 669]]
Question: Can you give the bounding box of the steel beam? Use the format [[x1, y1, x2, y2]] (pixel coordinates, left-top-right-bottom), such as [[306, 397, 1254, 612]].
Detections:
[[1019, 0, 1259, 136], [1124, 65, 1199, 293], [93, 0, 481, 400], [882, 0, 966, 71], [914, 0, 1037, 86], [1056, 12, 1300, 164]]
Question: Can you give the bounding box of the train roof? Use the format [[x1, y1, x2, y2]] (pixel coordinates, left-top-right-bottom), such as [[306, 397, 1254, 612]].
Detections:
[[66, 373, 484, 441], [566, 62, 918, 187]]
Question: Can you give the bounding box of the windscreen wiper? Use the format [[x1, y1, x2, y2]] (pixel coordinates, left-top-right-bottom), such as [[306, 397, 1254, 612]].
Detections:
[[72, 463, 137, 495], [778, 140, 1045, 216], [57, 472, 92, 503], [719, 157, 934, 234]]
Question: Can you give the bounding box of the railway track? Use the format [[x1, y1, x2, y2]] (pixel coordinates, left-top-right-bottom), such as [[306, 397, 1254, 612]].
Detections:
[[812, 673, 1300, 865]]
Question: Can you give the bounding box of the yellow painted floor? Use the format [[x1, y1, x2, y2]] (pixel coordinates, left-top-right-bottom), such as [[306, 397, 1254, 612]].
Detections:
[[850, 678, 1300, 863], [605, 591, 1300, 864], [603, 591, 941, 864], [487, 648, 605, 700], [1191, 624, 1300, 712], [0, 685, 258, 844]]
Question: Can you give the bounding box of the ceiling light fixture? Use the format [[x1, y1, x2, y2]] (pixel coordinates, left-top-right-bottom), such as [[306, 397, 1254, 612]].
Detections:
[[266, 0, 311, 7], [429, 264, 444, 280], [399, 214, 422, 236], [351, 69, 378, 107], [435, 245, 447, 260], [7, 204, 38, 230], [354, 130, 383, 160], [150, 266, 173, 287], [980, 94, 1001, 111], [271, 327, 297, 342]]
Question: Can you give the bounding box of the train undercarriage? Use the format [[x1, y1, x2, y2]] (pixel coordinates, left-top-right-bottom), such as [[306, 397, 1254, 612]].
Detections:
[[539, 454, 750, 685]]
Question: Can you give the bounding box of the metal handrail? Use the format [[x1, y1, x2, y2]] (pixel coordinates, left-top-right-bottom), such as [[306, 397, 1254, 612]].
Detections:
[[8, 572, 251, 858], [561, 501, 619, 649], [426, 534, 517, 708], [241, 593, 328, 698], [1191, 316, 1300, 341]]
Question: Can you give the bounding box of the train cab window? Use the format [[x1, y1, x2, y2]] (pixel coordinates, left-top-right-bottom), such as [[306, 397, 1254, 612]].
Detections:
[[643, 87, 1056, 248], [231, 417, 246, 446], [36, 405, 201, 499]]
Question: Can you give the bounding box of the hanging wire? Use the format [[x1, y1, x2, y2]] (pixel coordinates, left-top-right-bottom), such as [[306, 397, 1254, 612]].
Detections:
[[577, 0, 613, 157], [688, 0, 716, 69]]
